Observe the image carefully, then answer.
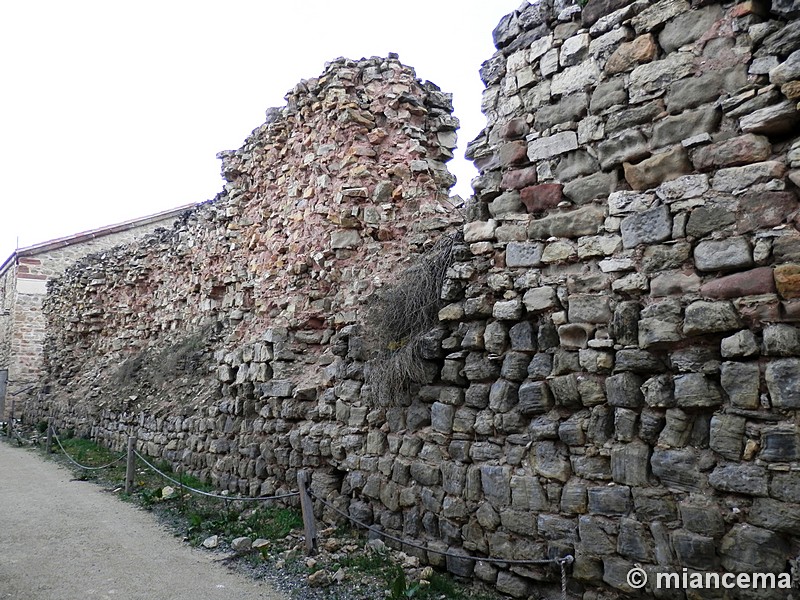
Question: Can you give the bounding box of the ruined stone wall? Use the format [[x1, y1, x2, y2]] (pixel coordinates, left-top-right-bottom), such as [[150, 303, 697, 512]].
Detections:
[[30, 55, 460, 494], [26, 2, 800, 598], [0, 212, 190, 418]]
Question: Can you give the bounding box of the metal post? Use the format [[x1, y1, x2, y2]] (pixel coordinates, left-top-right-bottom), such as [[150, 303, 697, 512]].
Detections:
[[125, 436, 136, 494], [297, 470, 318, 556], [46, 417, 54, 453]]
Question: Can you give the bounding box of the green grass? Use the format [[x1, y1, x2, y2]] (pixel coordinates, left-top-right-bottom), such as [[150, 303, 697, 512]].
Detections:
[[48, 435, 303, 547]]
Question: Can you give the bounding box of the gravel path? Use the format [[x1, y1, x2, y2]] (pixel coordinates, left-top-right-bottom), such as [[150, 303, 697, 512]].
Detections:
[[0, 441, 287, 600]]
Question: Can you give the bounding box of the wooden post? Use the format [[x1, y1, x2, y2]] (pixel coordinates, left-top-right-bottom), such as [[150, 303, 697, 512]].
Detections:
[[125, 436, 136, 494], [8, 400, 14, 438], [46, 417, 54, 453], [297, 470, 318, 556]]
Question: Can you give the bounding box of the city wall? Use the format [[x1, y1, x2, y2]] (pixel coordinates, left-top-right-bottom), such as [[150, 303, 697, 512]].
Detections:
[[26, 2, 800, 597]]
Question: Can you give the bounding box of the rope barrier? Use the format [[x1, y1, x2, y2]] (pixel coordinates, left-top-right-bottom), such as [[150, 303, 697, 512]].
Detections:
[[53, 431, 127, 471], [308, 490, 574, 570], [133, 450, 299, 502], [309, 490, 573, 599]]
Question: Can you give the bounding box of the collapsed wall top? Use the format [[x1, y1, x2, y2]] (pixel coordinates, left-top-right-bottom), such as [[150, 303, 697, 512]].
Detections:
[[40, 55, 462, 411]]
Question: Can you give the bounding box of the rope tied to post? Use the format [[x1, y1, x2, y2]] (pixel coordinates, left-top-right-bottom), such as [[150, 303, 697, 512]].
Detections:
[[52, 430, 127, 471]]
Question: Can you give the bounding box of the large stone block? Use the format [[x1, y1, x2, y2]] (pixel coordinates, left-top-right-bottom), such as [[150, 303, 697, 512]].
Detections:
[[520, 183, 563, 213], [762, 323, 800, 356], [606, 372, 644, 408], [596, 129, 649, 169], [527, 205, 606, 239], [611, 440, 650, 486], [709, 414, 745, 460], [630, 0, 690, 34], [506, 242, 544, 268], [620, 204, 672, 248], [480, 465, 511, 507], [527, 131, 578, 161], [666, 65, 748, 113], [720, 361, 760, 409], [590, 78, 627, 112], [694, 237, 753, 272], [711, 160, 786, 192], [774, 264, 800, 299], [691, 133, 772, 170], [532, 440, 571, 482], [673, 373, 722, 408], [680, 499, 725, 538], [683, 301, 741, 335], [629, 52, 694, 102], [659, 3, 722, 52], [766, 358, 800, 408], [760, 426, 800, 462], [623, 146, 692, 190], [578, 515, 616, 556], [605, 34, 657, 74], [567, 294, 612, 323], [750, 497, 800, 534], [533, 93, 588, 130], [563, 171, 618, 204], [588, 485, 631, 516], [652, 107, 721, 149], [709, 464, 768, 496], [720, 524, 789, 573], [555, 150, 598, 181], [671, 530, 719, 570], [651, 447, 709, 493], [489, 191, 524, 216], [740, 100, 800, 135], [699, 267, 776, 299], [551, 60, 602, 96], [769, 49, 800, 85], [518, 380, 553, 415]]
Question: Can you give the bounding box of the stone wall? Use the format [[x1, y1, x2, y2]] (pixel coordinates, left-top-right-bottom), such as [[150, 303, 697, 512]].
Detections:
[[0, 208, 191, 418], [25, 1, 800, 598], [454, 0, 800, 595]]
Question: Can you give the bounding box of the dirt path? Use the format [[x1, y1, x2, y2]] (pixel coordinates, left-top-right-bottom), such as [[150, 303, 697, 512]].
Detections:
[[0, 441, 288, 600]]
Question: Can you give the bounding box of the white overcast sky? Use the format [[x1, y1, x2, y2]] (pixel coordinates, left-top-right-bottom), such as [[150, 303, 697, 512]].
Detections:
[[0, 1, 518, 261]]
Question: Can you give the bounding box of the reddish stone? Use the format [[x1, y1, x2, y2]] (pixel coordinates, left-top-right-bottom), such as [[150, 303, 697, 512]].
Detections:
[[737, 191, 798, 233], [501, 117, 529, 140], [775, 264, 800, 299], [735, 295, 781, 327], [700, 267, 776, 299], [729, 0, 768, 17], [605, 34, 657, 75], [520, 184, 564, 213], [18, 257, 42, 265], [782, 299, 800, 321], [501, 166, 538, 190], [498, 141, 529, 167], [692, 134, 771, 171]]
